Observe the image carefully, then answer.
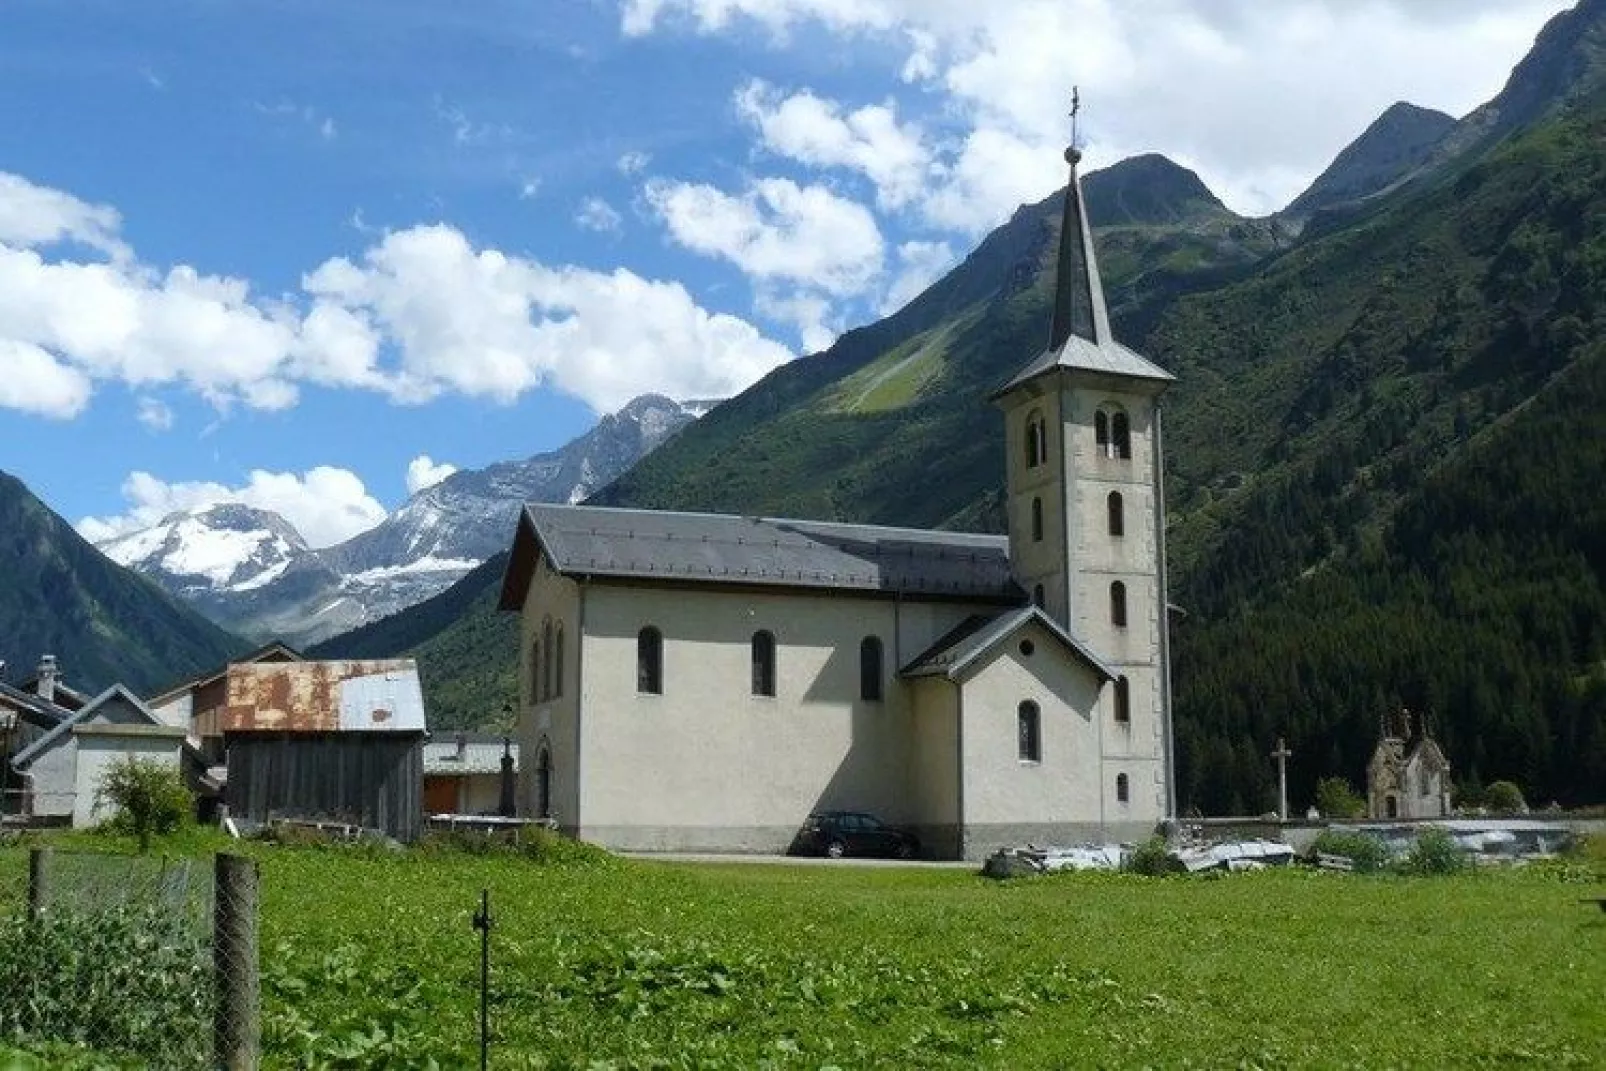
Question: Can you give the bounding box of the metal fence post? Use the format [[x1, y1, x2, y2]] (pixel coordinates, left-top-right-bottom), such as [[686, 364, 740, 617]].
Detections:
[[214, 852, 261, 1071], [473, 888, 492, 1071], [27, 846, 51, 921]]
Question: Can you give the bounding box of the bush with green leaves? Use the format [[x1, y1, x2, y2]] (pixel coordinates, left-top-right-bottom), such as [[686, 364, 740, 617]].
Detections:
[[1308, 829, 1390, 873], [1399, 826, 1469, 876], [1483, 780, 1528, 815], [0, 905, 213, 1069], [1313, 778, 1366, 820], [95, 757, 193, 852], [1124, 836, 1179, 876]]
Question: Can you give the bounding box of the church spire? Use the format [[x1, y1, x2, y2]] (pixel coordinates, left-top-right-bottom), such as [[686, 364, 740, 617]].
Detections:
[[1046, 88, 1113, 353]]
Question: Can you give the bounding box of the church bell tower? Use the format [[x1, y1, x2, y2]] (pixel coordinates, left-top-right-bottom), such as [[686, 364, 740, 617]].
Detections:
[[991, 101, 1177, 821]]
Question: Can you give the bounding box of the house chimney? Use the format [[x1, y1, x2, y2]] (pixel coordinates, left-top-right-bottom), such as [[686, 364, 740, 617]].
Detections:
[[455, 732, 467, 761], [35, 655, 58, 703]]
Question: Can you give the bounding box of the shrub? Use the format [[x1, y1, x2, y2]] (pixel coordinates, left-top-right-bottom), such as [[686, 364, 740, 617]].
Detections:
[[1313, 777, 1366, 819], [1399, 826, 1469, 875], [1483, 780, 1528, 814], [1309, 829, 1390, 873], [1125, 836, 1179, 876], [95, 758, 193, 852]]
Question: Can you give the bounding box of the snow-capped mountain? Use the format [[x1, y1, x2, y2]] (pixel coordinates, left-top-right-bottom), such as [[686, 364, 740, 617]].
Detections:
[[96, 394, 712, 646]]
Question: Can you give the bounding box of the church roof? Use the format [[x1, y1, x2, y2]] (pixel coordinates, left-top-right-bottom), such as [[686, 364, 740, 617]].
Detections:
[[498, 504, 1023, 610], [992, 142, 1174, 399], [900, 606, 1116, 683]]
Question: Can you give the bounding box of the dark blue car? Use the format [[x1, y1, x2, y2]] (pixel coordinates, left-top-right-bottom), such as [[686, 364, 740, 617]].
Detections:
[[792, 811, 920, 859]]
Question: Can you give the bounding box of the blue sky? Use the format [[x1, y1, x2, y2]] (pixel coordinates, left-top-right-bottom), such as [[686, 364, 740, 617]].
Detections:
[[0, 0, 1571, 548]]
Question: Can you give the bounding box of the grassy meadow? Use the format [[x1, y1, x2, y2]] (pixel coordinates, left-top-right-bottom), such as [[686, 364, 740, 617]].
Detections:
[[1, 835, 1603, 1069]]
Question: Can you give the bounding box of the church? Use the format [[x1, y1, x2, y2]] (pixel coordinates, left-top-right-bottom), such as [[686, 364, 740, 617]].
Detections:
[[498, 137, 1177, 860]]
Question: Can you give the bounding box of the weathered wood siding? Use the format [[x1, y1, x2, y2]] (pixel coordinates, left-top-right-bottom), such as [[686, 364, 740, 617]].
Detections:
[[225, 732, 424, 842]]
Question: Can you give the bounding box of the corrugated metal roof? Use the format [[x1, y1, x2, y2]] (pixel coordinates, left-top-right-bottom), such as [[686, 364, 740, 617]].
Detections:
[[501, 504, 1023, 609], [993, 334, 1175, 399], [900, 606, 1116, 683], [221, 660, 426, 734]]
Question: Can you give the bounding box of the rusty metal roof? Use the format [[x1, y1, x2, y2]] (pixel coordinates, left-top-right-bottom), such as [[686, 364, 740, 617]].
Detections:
[[221, 660, 426, 734]]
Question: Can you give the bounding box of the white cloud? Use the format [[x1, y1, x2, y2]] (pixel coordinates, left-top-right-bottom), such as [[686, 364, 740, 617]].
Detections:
[[880, 240, 954, 315], [755, 288, 838, 353], [645, 176, 884, 296], [518, 177, 542, 200], [617, 150, 652, 175], [136, 396, 174, 432], [623, 0, 1570, 218], [575, 196, 624, 234], [0, 171, 793, 419], [303, 223, 794, 411], [735, 80, 929, 210], [79, 467, 388, 549], [406, 455, 458, 495]]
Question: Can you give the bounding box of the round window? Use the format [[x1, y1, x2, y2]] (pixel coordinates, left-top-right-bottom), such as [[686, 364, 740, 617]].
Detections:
[[1019, 639, 1035, 657]]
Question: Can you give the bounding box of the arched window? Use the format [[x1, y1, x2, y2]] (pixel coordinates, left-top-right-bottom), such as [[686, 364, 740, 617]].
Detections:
[[637, 626, 663, 694], [1107, 491, 1124, 537], [1031, 496, 1044, 542], [1032, 583, 1045, 608], [542, 619, 554, 701], [1110, 581, 1128, 628], [1116, 773, 1130, 803], [859, 636, 883, 701], [554, 625, 565, 698], [751, 630, 776, 697], [1017, 701, 1041, 762], [1024, 411, 1041, 468], [1112, 411, 1131, 460], [1094, 410, 1109, 456], [1114, 675, 1131, 724], [529, 640, 541, 704]]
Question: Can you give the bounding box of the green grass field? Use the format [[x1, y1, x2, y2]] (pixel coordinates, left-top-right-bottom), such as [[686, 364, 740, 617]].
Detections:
[[2, 837, 1604, 1069]]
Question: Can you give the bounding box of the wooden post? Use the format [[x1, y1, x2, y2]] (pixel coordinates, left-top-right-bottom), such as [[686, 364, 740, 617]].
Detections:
[[27, 846, 50, 921], [214, 852, 261, 1071]]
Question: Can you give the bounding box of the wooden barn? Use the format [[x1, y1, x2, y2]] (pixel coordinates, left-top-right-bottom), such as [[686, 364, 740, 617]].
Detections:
[[220, 659, 426, 842]]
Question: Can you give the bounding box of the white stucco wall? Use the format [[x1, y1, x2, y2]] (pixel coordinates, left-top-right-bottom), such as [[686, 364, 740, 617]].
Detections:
[[518, 561, 582, 830], [149, 691, 193, 731], [25, 735, 78, 819], [907, 676, 961, 855], [72, 730, 184, 827]]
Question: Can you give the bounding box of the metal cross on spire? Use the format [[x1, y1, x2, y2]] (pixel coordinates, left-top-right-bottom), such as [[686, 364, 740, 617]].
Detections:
[[1070, 85, 1081, 149]]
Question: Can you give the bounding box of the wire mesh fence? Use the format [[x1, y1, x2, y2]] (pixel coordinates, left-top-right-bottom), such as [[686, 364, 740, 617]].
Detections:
[[0, 849, 260, 1070]]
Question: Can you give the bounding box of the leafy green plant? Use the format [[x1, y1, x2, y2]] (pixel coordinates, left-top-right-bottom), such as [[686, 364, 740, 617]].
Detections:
[[1309, 829, 1390, 873], [1399, 826, 1469, 876], [1483, 780, 1528, 815], [1125, 837, 1179, 876], [1313, 778, 1366, 820], [95, 757, 193, 853]]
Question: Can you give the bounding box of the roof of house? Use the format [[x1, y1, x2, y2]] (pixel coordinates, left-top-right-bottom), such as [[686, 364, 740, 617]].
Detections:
[[0, 681, 73, 733], [423, 735, 518, 775], [147, 640, 305, 705], [12, 684, 170, 768], [220, 659, 427, 734], [900, 605, 1117, 683], [499, 504, 1023, 611], [993, 334, 1176, 398]]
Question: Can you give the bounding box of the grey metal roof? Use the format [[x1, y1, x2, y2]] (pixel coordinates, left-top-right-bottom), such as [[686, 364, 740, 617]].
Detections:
[[13, 684, 167, 768], [994, 334, 1175, 399], [501, 504, 1023, 608], [423, 738, 518, 776], [0, 681, 72, 732], [900, 606, 1116, 683]]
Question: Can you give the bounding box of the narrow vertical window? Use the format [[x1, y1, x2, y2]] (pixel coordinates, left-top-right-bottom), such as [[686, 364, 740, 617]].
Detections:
[[1031, 496, 1044, 542], [1024, 412, 1041, 468], [859, 636, 883, 701], [1032, 583, 1045, 608], [542, 619, 554, 700], [1112, 411, 1132, 460], [751, 630, 776, 697], [1110, 581, 1128, 628], [1017, 701, 1041, 762], [1034, 419, 1048, 466], [529, 641, 541, 704], [637, 626, 663, 695], [1107, 491, 1124, 537], [1116, 773, 1130, 804], [1095, 410, 1110, 456], [554, 626, 565, 699], [1114, 675, 1131, 724]]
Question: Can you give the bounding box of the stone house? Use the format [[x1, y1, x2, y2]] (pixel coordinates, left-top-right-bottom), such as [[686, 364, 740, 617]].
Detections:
[[1367, 709, 1453, 820]]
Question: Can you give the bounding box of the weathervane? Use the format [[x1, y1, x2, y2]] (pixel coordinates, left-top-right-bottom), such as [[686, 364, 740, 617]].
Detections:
[[1066, 85, 1083, 165]]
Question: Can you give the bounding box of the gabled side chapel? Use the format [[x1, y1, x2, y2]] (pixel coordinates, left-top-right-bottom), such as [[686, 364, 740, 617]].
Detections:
[[499, 139, 1177, 859]]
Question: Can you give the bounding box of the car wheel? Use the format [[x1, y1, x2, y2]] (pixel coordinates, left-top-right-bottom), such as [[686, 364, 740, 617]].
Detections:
[[825, 841, 846, 859], [896, 840, 915, 860]]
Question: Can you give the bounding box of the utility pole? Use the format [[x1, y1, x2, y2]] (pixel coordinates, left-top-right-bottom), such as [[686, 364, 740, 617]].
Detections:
[[1272, 737, 1293, 822]]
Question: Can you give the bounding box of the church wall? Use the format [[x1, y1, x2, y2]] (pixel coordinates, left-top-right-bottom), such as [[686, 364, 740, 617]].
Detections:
[[907, 676, 961, 859], [1003, 387, 1068, 621], [518, 559, 581, 833], [955, 619, 1156, 857], [573, 583, 981, 854]]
